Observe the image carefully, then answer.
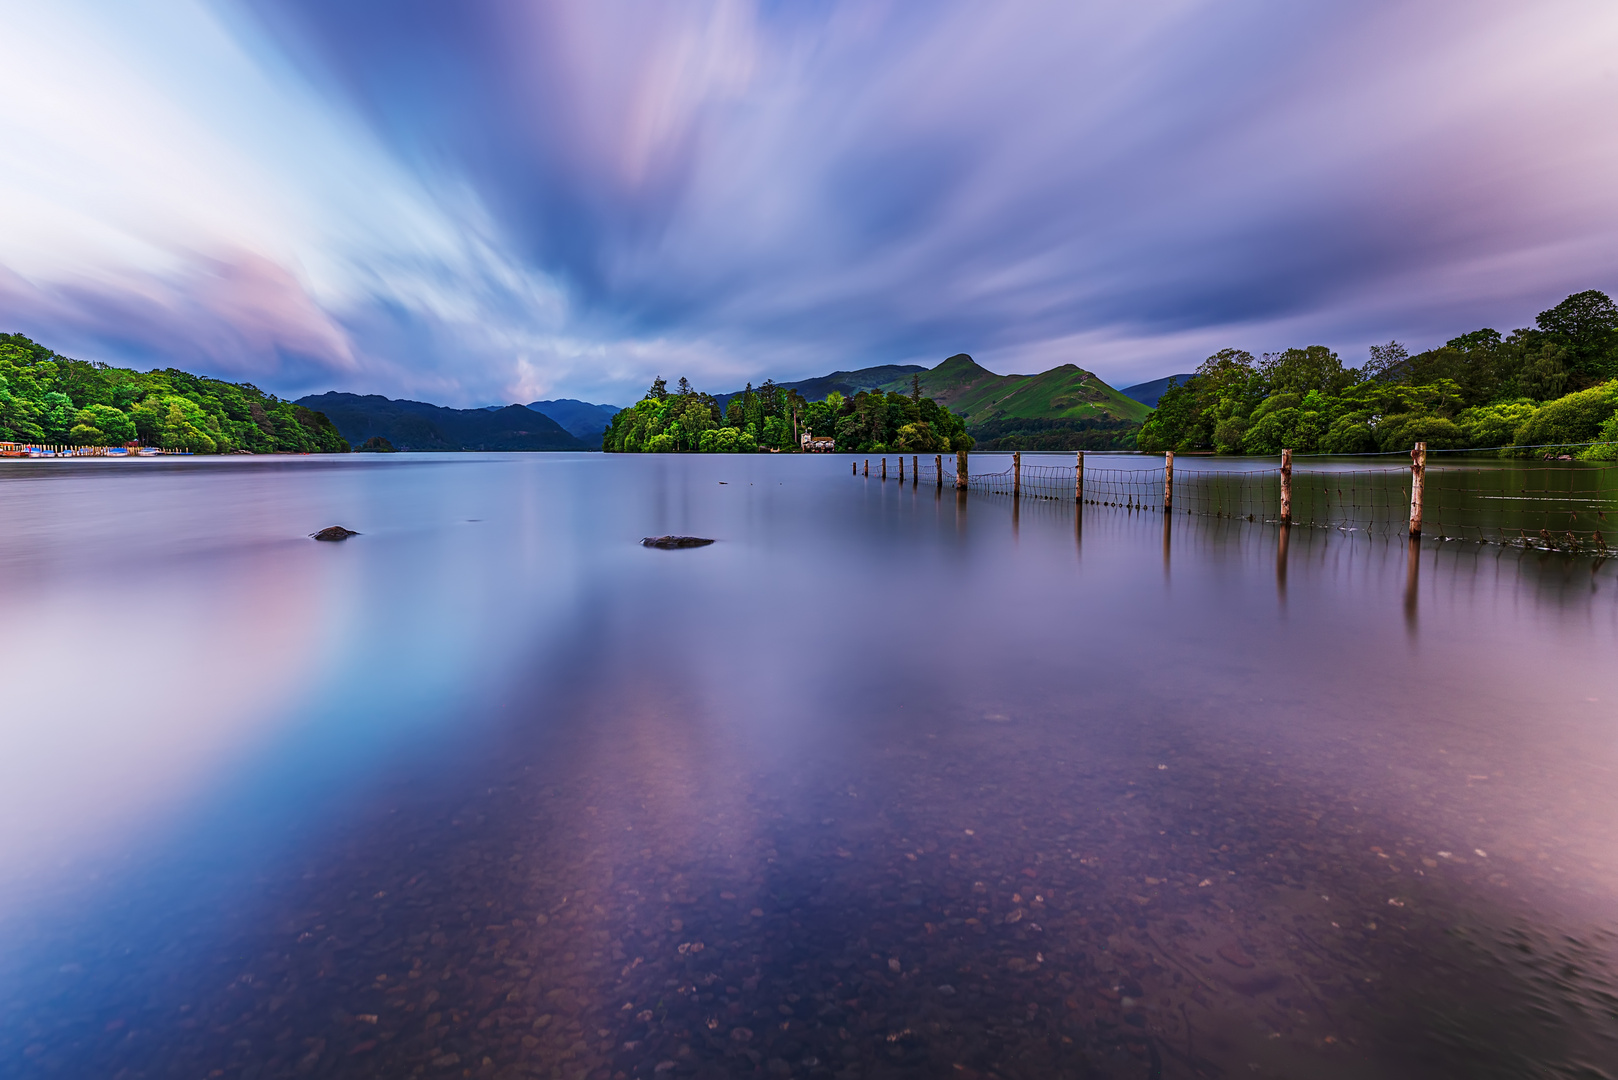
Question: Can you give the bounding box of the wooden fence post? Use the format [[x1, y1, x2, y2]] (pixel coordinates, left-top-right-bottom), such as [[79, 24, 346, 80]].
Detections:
[[913, 456, 918, 486], [1279, 448, 1292, 525], [864, 459, 868, 476], [898, 455, 904, 482], [1409, 441, 1426, 537], [852, 461, 856, 475], [1075, 451, 1084, 503], [935, 454, 943, 489], [956, 449, 968, 490], [1163, 451, 1174, 512], [881, 457, 887, 480], [1013, 451, 1021, 497]]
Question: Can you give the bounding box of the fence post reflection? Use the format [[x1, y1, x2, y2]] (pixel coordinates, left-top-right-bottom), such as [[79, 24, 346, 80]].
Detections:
[[1404, 535, 1421, 631], [1277, 521, 1290, 600]]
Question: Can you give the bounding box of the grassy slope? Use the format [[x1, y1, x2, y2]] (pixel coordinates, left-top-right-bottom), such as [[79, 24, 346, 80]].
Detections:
[[880, 354, 1151, 426]]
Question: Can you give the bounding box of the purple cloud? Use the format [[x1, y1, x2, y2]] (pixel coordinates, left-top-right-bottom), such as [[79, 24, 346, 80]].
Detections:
[[3, 0, 1616, 404]]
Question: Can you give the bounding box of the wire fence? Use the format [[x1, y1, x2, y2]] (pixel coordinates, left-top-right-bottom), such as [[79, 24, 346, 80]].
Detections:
[[861, 453, 1618, 555]]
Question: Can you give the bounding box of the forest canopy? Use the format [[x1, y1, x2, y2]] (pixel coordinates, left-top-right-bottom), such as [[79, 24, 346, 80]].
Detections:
[[1137, 289, 1618, 458], [602, 375, 974, 454], [0, 333, 348, 453]]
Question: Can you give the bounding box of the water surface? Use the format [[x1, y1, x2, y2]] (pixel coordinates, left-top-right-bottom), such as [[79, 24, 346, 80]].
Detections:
[[3, 453, 1617, 1079]]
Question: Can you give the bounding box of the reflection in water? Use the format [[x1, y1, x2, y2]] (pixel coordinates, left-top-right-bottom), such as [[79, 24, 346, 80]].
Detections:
[[1405, 534, 1421, 632], [1276, 521, 1290, 603], [1161, 511, 1171, 577], [2, 454, 1617, 1080]]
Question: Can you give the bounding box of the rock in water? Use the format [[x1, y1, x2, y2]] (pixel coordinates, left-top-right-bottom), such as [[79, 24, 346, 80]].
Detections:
[[641, 535, 714, 549], [311, 526, 360, 541]]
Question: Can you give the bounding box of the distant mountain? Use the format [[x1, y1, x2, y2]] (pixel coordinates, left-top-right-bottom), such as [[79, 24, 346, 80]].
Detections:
[[295, 392, 586, 451], [881, 354, 1151, 424], [876, 354, 1150, 451], [526, 399, 622, 442], [1119, 374, 1195, 408], [710, 363, 927, 412]]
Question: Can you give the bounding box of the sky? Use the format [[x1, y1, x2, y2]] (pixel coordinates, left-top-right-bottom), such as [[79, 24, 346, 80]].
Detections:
[[2, 1, 1617, 408]]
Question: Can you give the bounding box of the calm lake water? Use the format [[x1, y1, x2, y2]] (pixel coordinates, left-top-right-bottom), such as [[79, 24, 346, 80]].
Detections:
[[3, 452, 1617, 1080]]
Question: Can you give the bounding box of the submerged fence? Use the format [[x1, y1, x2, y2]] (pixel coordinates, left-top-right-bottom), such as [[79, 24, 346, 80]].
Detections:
[[855, 447, 1618, 554]]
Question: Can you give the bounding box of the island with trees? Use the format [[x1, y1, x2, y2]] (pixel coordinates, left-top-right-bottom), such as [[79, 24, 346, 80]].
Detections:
[[0, 333, 348, 453], [1138, 289, 1618, 458], [601, 375, 974, 454]]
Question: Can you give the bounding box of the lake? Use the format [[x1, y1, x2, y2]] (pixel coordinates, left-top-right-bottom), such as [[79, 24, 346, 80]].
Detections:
[[2, 452, 1617, 1080]]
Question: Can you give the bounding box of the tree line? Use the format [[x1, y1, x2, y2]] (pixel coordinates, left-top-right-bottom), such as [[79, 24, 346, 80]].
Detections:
[[602, 375, 974, 454], [0, 333, 348, 453], [1138, 289, 1618, 458]]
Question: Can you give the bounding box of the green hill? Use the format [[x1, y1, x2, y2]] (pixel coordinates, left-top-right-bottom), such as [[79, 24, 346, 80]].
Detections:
[[879, 354, 1149, 450], [0, 332, 348, 453]]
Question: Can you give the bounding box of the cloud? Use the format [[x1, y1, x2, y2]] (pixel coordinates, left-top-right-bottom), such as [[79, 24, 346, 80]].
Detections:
[[3, 0, 1618, 404]]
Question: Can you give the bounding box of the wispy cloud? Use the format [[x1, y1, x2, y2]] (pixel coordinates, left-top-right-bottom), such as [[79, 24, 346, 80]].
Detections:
[[3, 0, 1616, 404]]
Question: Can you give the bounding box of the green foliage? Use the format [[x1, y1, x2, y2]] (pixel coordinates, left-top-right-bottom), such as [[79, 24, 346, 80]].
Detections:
[[1536, 290, 1618, 383], [1512, 382, 1618, 455], [1135, 289, 1618, 457], [601, 375, 970, 454], [0, 333, 348, 453], [968, 416, 1137, 451], [357, 435, 397, 452]]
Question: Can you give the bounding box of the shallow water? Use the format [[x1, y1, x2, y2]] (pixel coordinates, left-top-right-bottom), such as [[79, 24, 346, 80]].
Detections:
[[2, 453, 1617, 1079]]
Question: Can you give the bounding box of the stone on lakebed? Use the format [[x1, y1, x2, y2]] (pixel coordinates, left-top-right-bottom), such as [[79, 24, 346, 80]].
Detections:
[[641, 535, 714, 549], [311, 526, 360, 541]]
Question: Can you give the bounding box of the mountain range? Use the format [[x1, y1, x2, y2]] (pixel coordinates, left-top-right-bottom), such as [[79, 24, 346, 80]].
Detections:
[[299, 356, 1169, 452], [524, 399, 622, 441], [1118, 375, 1195, 408], [296, 393, 586, 451]]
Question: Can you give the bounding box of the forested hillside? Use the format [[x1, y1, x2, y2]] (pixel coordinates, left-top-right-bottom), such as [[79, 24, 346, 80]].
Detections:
[[1139, 289, 1618, 458], [0, 333, 347, 453]]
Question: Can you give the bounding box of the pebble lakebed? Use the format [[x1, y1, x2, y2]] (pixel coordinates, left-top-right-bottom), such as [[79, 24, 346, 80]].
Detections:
[[9, 695, 1617, 1080]]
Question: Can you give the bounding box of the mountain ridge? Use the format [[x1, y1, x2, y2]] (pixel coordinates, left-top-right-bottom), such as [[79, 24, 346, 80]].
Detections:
[[525, 399, 622, 441], [295, 392, 585, 451], [1119, 374, 1196, 409]]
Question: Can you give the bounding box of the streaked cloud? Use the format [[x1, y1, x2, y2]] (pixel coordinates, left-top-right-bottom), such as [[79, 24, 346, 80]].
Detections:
[[2, 0, 1616, 404]]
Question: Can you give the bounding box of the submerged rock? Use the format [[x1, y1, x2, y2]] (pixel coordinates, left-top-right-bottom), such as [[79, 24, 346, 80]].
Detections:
[[641, 535, 714, 549], [311, 526, 360, 541]]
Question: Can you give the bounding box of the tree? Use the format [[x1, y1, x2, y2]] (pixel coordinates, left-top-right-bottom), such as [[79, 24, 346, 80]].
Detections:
[[1447, 329, 1502, 352], [1536, 290, 1618, 382], [1362, 341, 1409, 382], [70, 404, 136, 444], [646, 376, 668, 401], [911, 374, 922, 403], [1537, 290, 1618, 349], [1259, 346, 1353, 396]]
